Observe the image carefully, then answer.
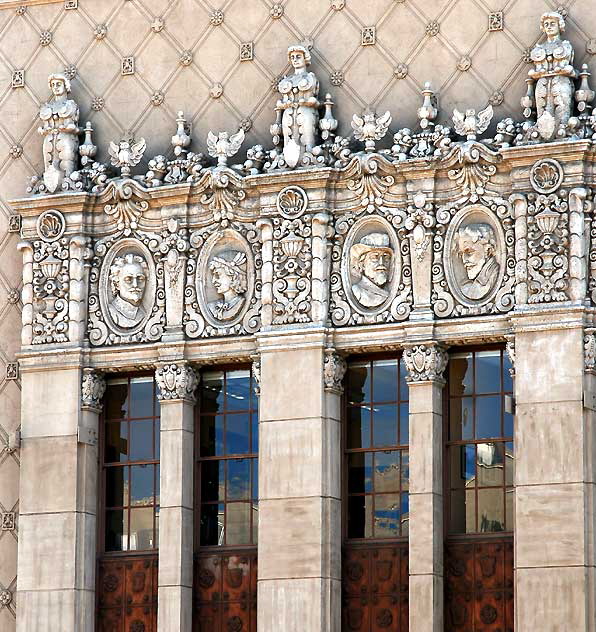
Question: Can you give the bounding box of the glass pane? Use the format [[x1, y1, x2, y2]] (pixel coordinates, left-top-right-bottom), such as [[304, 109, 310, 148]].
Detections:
[[105, 383, 129, 420], [374, 451, 400, 493], [401, 451, 409, 491], [105, 509, 127, 552], [105, 421, 128, 462], [347, 406, 370, 449], [130, 464, 155, 506], [505, 441, 515, 486], [226, 370, 251, 412], [476, 395, 501, 439], [476, 351, 501, 394], [251, 501, 258, 543], [348, 452, 372, 494], [129, 507, 156, 550], [347, 495, 372, 539], [401, 493, 409, 536], [347, 362, 371, 405], [154, 465, 160, 506], [154, 506, 159, 548], [374, 494, 400, 538], [449, 445, 475, 490], [251, 413, 259, 453], [130, 420, 154, 461], [227, 459, 250, 501], [503, 355, 513, 393], [399, 358, 408, 401], [372, 404, 398, 447], [200, 415, 224, 457], [449, 489, 476, 534], [200, 503, 224, 546], [201, 460, 224, 503], [399, 402, 409, 445], [226, 413, 250, 455], [504, 408, 514, 438], [106, 466, 128, 507], [477, 442, 504, 487], [226, 502, 251, 545], [201, 372, 224, 414], [155, 420, 160, 459], [129, 378, 154, 418], [478, 488, 505, 532], [372, 359, 398, 402], [505, 489, 515, 531], [251, 459, 258, 500], [449, 397, 473, 440], [449, 354, 473, 396]]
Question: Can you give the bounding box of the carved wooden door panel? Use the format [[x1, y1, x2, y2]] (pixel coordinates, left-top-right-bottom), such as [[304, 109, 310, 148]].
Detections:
[[342, 542, 409, 632], [97, 555, 158, 632], [193, 550, 257, 632], [445, 538, 514, 631]]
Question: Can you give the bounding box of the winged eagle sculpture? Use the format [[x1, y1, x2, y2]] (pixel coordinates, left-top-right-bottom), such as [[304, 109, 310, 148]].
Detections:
[[452, 105, 493, 141], [207, 129, 245, 167], [351, 110, 392, 152], [108, 137, 147, 177]]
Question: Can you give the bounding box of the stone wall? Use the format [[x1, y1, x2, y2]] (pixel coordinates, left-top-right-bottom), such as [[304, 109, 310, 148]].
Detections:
[[1, 0, 596, 629]]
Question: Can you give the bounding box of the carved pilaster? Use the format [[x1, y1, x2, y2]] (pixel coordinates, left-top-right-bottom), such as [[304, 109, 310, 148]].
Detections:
[[403, 343, 448, 383], [323, 348, 347, 394], [156, 362, 199, 402], [81, 368, 106, 411]]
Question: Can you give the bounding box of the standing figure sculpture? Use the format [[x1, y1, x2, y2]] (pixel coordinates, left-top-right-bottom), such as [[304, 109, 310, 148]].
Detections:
[[275, 45, 320, 168], [38, 73, 80, 193], [527, 12, 576, 140]]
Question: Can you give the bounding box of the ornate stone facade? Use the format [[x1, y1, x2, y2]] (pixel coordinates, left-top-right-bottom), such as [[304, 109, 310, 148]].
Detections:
[[4, 4, 596, 632]]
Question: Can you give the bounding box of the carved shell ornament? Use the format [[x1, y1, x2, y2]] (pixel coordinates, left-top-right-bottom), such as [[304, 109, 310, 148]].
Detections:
[[36, 209, 65, 241], [276, 185, 308, 219], [530, 158, 564, 194]]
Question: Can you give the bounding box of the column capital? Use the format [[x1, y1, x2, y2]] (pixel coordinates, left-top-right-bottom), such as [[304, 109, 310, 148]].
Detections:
[[323, 348, 347, 394], [403, 342, 448, 384], [81, 367, 106, 411], [156, 362, 199, 402]]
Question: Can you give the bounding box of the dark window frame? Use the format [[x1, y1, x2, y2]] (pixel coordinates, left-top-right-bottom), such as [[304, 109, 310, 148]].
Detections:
[[98, 372, 160, 556], [194, 363, 258, 551], [444, 345, 514, 539], [343, 352, 410, 544]]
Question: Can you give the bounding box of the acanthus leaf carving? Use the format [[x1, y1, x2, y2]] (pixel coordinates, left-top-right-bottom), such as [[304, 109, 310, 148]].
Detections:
[[101, 179, 150, 234], [197, 167, 246, 227], [345, 154, 395, 214]]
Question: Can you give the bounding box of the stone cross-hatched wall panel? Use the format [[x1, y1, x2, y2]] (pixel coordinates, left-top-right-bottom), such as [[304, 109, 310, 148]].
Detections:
[[0, 0, 596, 629]]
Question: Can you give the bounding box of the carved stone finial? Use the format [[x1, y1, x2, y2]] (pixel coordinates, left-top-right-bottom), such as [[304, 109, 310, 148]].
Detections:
[[108, 137, 146, 177], [452, 105, 493, 141], [156, 363, 199, 402], [171, 111, 191, 157], [417, 82, 438, 129], [81, 368, 106, 410], [206, 129, 245, 167], [351, 110, 392, 152], [403, 344, 448, 383], [324, 348, 347, 393]]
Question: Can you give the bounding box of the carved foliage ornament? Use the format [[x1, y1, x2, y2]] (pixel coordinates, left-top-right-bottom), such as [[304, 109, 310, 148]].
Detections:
[[403, 344, 448, 382], [156, 363, 198, 401], [81, 369, 106, 409], [324, 348, 347, 392]]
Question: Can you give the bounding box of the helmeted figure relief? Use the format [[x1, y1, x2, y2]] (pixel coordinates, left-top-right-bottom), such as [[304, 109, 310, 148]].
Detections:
[[454, 224, 499, 300], [528, 11, 576, 140], [276, 45, 320, 168], [349, 233, 393, 308], [207, 251, 248, 321], [38, 73, 80, 193], [108, 253, 149, 328]]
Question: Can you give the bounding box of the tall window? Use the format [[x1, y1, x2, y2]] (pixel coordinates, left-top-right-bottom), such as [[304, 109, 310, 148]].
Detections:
[[197, 368, 258, 547], [447, 349, 514, 534], [101, 375, 160, 552], [345, 357, 409, 539]]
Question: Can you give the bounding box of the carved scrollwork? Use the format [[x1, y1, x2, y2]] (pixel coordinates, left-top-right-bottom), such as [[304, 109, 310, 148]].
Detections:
[[197, 167, 246, 227], [345, 154, 396, 214], [101, 179, 150, 234]]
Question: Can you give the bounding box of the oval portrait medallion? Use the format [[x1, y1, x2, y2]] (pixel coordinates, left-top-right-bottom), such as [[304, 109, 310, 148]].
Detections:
[[444, 204, 505, 307]]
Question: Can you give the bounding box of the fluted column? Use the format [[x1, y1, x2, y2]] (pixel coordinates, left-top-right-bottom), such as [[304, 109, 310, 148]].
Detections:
[[155, 362, 199, 632], [403, 343, 447, 632]]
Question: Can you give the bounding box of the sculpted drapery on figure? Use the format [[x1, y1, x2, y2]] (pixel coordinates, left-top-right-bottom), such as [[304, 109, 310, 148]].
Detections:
[[275, 45, 320, 168], [349, 233, 393, 308], [108, 253, 149, 328], [527, 11, 576, 140], [38, 73, 80, 193]]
